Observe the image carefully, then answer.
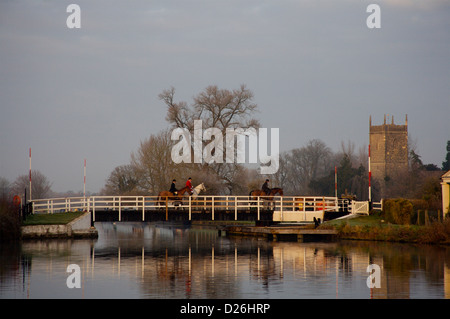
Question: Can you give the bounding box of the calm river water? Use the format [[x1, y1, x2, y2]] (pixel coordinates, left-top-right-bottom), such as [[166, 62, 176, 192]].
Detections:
[[1, 222, 449, 299]]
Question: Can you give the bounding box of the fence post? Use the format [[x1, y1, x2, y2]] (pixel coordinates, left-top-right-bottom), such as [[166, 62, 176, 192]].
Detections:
[[257, 197, 260, 221], [142, 197, 145, 221], [189, 196, 191, 221], [92, 197, 96, 222], [235, 197, 238, 221], [165, 196, 168, 221], [280, 196, 283, 213], [212, 197, 215, 221], [118, 197, 121, 222]]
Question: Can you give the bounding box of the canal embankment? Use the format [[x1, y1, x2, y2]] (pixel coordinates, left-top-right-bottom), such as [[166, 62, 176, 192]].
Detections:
[[191, 210, 450, 245], [322, 211, 450, 245], [21, 211, 98, 239]]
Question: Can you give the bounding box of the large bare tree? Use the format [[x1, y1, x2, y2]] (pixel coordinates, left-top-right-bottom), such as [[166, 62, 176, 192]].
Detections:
[[102, 164, 139, 195], [130, 129, 183, 195], [161, 84, 260, 133], [159, 85, 261, 194], [282, 139, 333, 195], [11, 170, 52, 200]]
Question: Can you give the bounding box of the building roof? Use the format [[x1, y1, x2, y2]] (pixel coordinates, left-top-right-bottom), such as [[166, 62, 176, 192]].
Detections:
[[442, 170, 450, 180]]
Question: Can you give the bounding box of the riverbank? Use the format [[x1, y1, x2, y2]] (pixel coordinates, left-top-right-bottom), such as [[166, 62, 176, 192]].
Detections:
[[321, 212, 450, 245], [21, 211, 98, 239], [191, 213, 450, 245], [5, 207, 450, 244]]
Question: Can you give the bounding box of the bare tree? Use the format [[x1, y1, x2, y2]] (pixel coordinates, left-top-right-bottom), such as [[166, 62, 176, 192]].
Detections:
[[102, 164, 139, 195], [11, 170, 52, 200], [130, 129, 183, 195], [287, 139, 333, 194], [159, 85, 261, 194], [340, 140, 356, 167], [161, 84, 260, 133], [270, 151, 289, 192], [357, 144, 368, 170], [0, 177, 10, 200]]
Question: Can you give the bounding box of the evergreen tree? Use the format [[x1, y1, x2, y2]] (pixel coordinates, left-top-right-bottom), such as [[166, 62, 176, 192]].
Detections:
[[308, 154, 369, 199], [443, 141, 450, 171]]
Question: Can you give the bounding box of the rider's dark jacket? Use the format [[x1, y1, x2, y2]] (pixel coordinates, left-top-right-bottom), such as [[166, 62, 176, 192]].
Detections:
[[262, 182, 271, 195]]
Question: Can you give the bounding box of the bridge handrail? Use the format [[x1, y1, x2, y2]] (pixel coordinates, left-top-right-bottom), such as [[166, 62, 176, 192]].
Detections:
[[30, 195, 341, 215]]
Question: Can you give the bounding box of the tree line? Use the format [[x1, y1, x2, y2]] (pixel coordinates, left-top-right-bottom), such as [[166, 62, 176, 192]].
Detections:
[[1, 85, 448, 202], [100, 85, 448, 205]]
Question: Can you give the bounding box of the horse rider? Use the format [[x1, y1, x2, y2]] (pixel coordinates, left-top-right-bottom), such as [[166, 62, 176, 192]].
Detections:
[[170, 179, 178, 195], [262, 179, 271, 195], [186, 177, 193, 195]]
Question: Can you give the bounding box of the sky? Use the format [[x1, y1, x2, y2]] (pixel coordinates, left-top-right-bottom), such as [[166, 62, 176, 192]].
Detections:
[[0, 0, 449, 194]]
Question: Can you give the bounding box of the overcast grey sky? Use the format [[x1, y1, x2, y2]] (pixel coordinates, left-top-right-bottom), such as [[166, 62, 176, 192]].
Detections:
[[1, 0, 449, 194]]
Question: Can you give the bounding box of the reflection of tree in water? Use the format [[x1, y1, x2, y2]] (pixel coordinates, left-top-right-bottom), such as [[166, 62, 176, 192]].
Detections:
[[135, 234, 280, 298], [248, 242, 276, 289], [0, 243, 32, 292]]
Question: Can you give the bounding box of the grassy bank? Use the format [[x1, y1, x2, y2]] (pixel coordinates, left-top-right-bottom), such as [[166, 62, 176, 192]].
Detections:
[[323, 212, 450, 244], [22, 211, 86, 226]]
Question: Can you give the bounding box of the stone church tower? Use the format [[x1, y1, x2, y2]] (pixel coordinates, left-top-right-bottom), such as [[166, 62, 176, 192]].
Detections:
[[369, 114, 408, 184]]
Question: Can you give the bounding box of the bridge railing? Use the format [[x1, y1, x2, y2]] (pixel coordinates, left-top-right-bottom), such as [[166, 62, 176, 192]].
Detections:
[[31, 196, 89, 214], [371, 200, 383, 211], [31, 195, 340, 211], [31, 195, 342, 221]]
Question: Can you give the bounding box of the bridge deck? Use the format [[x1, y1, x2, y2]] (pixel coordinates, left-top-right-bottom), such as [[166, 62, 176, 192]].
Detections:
[[91, 208, 275, 222]]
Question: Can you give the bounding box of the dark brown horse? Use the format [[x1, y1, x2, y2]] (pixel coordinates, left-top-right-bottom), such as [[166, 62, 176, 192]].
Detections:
[[157, 186, 190, 206], [249, 187, 283, 203]]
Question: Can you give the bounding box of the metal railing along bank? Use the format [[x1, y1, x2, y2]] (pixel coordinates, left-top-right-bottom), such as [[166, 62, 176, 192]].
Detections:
[[31, 195, 346, 221]]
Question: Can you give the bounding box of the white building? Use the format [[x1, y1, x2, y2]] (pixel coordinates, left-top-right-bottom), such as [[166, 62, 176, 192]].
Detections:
[[442, 170, 450, 218]]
